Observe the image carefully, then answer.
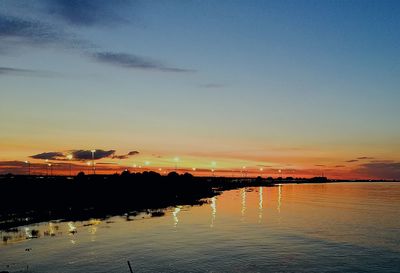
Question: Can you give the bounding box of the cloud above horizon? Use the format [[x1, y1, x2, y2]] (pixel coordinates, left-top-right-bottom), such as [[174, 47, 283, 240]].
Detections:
[[30, 149, 140, 161], [0, 2, 194, 73], [0, 15, 63, 46], [30, 152, 65, 160], [355, 162, 400, 180], [45, 0, 132, 27], [91, 52, 194, 73], [198, 83, 225, 88], [346, 159, 359, 163], [357, 156, 375, 160], [0, 67, 50, 77], [113, 150, 140, 159]]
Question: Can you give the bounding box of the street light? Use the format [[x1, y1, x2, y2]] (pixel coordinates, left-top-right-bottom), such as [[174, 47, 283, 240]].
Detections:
[[242, 166, 247, 178], [24, 160, 30, 176], [45, 159, 49, 175], [48, 163, 52, 176], [173, 157, 180, 172], [66, 154, 73, 176], [211, 161, 217, 177], [91, 150, 96, 175]]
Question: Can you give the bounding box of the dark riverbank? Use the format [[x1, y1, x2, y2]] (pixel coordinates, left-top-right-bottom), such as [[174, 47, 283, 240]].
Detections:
[[0, 172, 329, 230]]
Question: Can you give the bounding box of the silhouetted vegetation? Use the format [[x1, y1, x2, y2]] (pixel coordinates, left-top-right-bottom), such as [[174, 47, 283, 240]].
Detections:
[[0, 172, 328, 230]]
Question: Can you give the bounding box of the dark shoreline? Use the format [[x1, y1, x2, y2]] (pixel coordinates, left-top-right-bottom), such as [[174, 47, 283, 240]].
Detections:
[[0, 172, 396, 231]]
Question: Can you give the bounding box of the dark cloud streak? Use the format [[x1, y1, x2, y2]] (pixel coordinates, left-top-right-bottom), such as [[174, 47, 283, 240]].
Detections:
[[346, 159, 359, 163], [72, 150, 115, 160], [91, 52, 194, 73], [0, 66, 55, 77], [198, 83, 225, 88], [30, 152, 64, 160], [0, 2, 196, 75], [113, 150, 140, 159], [30, 149, 140, 161], [45, 0, 131, 26], [355, 162, 400, 180], [0, 15, 61, 45]]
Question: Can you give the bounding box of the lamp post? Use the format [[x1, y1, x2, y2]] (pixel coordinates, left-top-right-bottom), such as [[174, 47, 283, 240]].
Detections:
[[211, 161, 217, 177], [91, 150, 96, 175], [242, 166, 247, 178], [48, 163, 52, 176], [24, 161, 30, 176], [173, 157, 179, 172], [66, 154, 73, 176], [45, 159, 49, 176]]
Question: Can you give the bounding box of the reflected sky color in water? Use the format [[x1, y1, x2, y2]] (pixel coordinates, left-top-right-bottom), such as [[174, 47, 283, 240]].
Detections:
[[241, 188, 246, 219], [172, 206, 181, 228], [210, 197, 217, 228], [1, 182, 400, 273], [258, 186, 263, 223], [278, 184, 282, 213]]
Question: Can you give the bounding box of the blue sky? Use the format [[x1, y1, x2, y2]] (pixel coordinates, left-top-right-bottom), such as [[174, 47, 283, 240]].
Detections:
[[1, 0, 400, 178]]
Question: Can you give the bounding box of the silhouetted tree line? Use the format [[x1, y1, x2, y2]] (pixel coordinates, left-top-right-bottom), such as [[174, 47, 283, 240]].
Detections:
[[0, 172, 326, 230], [0, 171, 215, 230]]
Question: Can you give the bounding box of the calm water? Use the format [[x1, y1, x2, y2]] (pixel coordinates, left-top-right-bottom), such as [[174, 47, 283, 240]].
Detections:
[[1, 182, 400, 273]]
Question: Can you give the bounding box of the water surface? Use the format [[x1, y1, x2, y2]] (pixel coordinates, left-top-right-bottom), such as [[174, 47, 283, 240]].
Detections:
[[1, 182, 399, 273]]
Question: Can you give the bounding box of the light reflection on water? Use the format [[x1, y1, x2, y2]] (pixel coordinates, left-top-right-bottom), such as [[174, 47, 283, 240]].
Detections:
[[1, 182, 400, 273]]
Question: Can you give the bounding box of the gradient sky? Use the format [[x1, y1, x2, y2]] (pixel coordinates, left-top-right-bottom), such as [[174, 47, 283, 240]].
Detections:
[[1, 0, 400, 179]]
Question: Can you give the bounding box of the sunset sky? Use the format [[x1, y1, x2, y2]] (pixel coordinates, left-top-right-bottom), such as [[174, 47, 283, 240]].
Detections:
[[1, 0, 399, 179]]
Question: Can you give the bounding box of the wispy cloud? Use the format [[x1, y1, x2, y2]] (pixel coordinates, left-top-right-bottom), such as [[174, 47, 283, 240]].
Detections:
[[0, 66, 55, 77], [198, 83, 225, 88], [346, 159, 359, 163], [357, 156, 374, 160], [0, 4, 195, 74], [45, 0, 132, 27], [0, 14, 88, 55], [72, 150, 115, 160], [0, 15, 65, 45], [30, 152, 64, 160], [113, 150, 140, 159], [30, 149, 140, 161], [355, 162, 400, 180], [91, 52, 194, 73]]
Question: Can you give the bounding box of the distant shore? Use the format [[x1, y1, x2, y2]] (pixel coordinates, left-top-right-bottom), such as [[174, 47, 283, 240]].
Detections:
[[0, 172, 396, 231]]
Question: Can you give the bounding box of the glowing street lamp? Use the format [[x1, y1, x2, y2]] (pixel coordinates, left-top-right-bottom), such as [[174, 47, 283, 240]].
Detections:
[[24, 160, 30, 176], [44, 159, 49, 175], [242, 166, 247, 178], [48, 163, 52, 176], [66, 154, 73, 176], [173, 157, 180, 172], [91, 150, 96, 175]]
